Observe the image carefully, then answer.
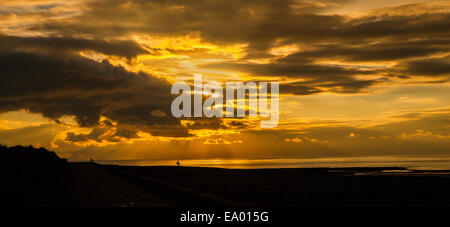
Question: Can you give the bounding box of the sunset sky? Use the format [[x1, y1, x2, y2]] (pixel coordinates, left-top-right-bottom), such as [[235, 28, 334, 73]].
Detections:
[[0, 0, 449, 164]]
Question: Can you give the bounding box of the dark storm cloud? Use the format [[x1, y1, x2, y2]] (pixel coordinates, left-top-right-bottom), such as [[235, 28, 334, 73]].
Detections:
[[32, 0, 450, 45], [202, 61, 373, 78], [0, 34, 147, 58], [204, 61, 378, 94], [0, 49, 191, 137], [65, 125, 140, 143], [239, 76, 376, 96], [316, 80, 378, 93], [32, 0, 306, 42], [279, 79, 378, 95], [27, 0, 450, 95], [280, 39, 450, 62], [66, 128, 108, 143], [395, 56, 450, 77], [114, 127, 139, 139], [65, 117, 142, 143], [280, 82, 323, 95]]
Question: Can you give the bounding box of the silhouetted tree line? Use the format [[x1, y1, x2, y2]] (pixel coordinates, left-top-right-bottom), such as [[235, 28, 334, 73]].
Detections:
[[0, 144, 66, 167], [0, 145, 69, 205]]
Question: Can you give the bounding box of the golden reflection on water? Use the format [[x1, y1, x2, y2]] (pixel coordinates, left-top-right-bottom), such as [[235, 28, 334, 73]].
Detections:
[[95, 157, 450, 170]]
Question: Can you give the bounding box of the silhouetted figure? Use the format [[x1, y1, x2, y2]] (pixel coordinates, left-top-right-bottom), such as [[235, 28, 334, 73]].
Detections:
[[176, 160, 180, 167], [90, 158, 93, 163]]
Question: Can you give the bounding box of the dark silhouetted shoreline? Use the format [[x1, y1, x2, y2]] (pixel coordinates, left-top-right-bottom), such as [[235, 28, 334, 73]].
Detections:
[[3, 145, 450, 207]]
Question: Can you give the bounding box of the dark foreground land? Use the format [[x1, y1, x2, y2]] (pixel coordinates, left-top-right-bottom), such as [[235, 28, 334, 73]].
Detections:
[[109, 165, 450, 207], [0, 145, 177, 206], [3, 146, 450, 207]]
